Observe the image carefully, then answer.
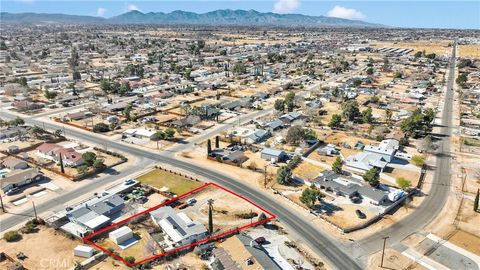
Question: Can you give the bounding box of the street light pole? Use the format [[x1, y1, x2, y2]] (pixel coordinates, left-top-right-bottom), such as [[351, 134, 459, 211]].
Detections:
[[380, 236, 389, 268]]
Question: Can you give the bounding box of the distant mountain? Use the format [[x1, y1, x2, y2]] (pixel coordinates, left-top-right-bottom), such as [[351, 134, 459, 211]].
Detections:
[[0, 9, 382, 27]]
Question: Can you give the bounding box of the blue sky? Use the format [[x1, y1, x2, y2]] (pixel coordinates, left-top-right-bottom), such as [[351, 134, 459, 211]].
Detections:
[[1, 0, 479, 29]]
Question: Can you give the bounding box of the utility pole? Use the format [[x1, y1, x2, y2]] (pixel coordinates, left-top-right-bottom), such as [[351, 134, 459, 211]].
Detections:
[[264, 164, 268, 188], [32, 201, 38, 221], [0, 193, 5, 213], [380, 236, 389, 268]]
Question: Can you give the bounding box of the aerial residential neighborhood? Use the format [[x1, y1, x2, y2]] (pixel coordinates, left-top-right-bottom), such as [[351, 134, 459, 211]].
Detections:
[[0, 1, 479, 270]]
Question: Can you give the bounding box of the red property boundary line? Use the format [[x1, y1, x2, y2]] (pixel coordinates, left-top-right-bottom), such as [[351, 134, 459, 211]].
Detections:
[[82, 182, 276, 267]]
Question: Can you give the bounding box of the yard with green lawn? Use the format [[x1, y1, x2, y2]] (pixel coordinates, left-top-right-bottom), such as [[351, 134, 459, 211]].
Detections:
[[136, 169, 203, 195]]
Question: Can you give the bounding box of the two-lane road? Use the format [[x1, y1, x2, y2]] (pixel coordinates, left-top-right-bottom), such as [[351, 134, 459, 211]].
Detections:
[[0, 113, 362, 270], [354, 42, 457, 257]]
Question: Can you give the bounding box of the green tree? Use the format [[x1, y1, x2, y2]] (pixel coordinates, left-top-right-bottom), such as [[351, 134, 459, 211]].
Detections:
[[207, 139, 212, 154], [164, 128, 176, 138], [232, 62, 246, 75], [124, 256, 135, 264], [328, 114, 342, 129], [93, 123, 110, 133], [215, 135, 220, 148], [82, 151, 97, 167], [332, 156, 343, 174], [274, 99, 285, 112], [385, 109, 393, 125], [76, 165, 88, 175], [284, 92, 295, 112], [411, 155, 425, 166], [100, 80, 111, 93], [362, 107, 373, 124], [0, 40, 7, 50], [474, 189, 479, 212], [396, 177, 412, 190], [93, 159, 105, 169], [44, 89, 58, 99], [3, 231, 21, 242], [341, 100, 361, 122], [300, 188, 324, 208], [9, 117, 24, 126], [363, 167, 380, 186], [366, 67, 374, 75], [276, 166, 292, 185], [152, 131, 166, 141], [286, 125, 305, 145], [119, 82, 131, 96], [59, 153, 65, 173]]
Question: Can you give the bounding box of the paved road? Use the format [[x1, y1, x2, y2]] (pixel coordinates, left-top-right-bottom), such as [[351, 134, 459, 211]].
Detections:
[[354, 42, 457, 258], [0, 157, 152, 231], [0, 113, 362, 270]]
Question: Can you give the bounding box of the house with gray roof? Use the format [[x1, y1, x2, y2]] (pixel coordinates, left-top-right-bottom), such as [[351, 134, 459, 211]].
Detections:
[[345, 139, 399, 172], [66, 194, 124, 231], [246, 129, 271, 144]]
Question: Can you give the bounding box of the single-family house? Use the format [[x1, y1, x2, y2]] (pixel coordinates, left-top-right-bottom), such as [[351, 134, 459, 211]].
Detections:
[[1, 156, 28, 170], [150, 206, 208, 247], [36, 143, 85, 167], [66, 194, 124, 231], [246, 129, 271, 144], [1, 168, 42, 193], [279, 112, 302, 123]]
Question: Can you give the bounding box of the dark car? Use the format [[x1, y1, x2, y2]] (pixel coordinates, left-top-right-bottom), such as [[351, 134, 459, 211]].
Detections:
[[254, 237, 266, 244], [355, 209, 366, 219]]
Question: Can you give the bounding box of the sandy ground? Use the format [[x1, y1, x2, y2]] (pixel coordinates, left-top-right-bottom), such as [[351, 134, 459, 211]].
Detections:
[[181, 185, 265, 232], [458, 44, 480, 59], [367, 248, 426, 270], [0, 226, 81, 270], [371, 40, 451, 56]]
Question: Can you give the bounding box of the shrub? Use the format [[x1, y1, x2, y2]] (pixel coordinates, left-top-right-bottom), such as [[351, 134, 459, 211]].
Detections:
[[124, 256, 135, 264], [236, 212, 258, 219], [4, 230, 21, 242], [411, 155, 425, 166]]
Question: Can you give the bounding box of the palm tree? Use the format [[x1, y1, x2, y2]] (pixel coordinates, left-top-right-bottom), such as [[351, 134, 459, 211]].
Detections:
[[207, 199, 214, 234]]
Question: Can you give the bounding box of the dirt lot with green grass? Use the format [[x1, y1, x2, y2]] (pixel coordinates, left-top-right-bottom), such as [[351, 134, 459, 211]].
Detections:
[[136, 169, 203, 195]]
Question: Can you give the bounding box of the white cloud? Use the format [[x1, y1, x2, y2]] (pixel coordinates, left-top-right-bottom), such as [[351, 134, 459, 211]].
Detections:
[[273, 0, 300, 13], [327, 5, 366, 20], [96, 7, 107, 17], [127, 4, 140, 12]]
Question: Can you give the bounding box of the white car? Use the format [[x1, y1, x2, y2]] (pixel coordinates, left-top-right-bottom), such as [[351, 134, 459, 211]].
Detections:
[[186, 198, 197, 205]]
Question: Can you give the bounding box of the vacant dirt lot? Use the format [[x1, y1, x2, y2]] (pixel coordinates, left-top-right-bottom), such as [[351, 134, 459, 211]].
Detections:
[[1, 226, 80, 270]]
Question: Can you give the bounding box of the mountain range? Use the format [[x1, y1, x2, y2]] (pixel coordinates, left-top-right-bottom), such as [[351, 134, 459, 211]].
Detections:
[[0, 9, 382, 27]]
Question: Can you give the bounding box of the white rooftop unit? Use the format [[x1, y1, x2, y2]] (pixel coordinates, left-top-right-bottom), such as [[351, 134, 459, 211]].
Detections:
[[74, 245, 94, 258], [109, 226, 133, 245]]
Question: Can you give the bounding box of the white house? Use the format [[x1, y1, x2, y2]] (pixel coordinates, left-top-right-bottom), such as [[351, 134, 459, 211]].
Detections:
[[345, 139, 399, 172], [150, 206, 207, 246]]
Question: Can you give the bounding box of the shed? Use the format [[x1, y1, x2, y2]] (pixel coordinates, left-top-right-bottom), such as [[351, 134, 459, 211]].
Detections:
[[74, 245, 94, 258], [260, 148, 286, 162], [109, 226, 133, 244]]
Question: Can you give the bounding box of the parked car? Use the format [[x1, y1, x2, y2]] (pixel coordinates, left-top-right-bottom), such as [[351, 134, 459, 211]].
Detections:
[[5, 187, 20, 196], [186, 198, 197, 205], [355, 209, 366, 219], [177, 203, 188, 209], [254, 237, 266, 244]]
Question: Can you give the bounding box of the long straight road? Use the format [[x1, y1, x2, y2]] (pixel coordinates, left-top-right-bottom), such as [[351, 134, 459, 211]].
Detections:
[[0, 113, 362, 270], [354, 42, 457, 258]]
